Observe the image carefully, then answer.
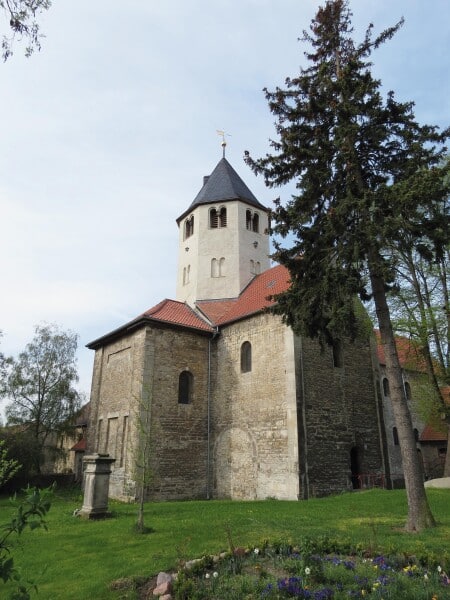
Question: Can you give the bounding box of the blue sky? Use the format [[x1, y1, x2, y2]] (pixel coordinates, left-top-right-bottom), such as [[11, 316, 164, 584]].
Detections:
[[1, 0, 449, 412]]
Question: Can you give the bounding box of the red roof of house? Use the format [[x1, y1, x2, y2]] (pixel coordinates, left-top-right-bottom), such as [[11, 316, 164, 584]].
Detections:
[[138, 265, 290, 332], [141, 298, 214, 332], [420, 424, 448, 443], [441, 386, 450, 404], [198, 264, 290, 325], [70, 438, 86, 452], [375, 330, 428, 373], [88, 269, 290, 348]]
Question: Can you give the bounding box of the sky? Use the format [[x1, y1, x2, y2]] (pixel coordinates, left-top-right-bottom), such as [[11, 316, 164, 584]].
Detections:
[[1, 0, 449, 415]]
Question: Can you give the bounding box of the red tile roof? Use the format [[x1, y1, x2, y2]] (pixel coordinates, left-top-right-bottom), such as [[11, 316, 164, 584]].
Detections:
[[197, 264, 291, 325], [441, 386, 450, 404], [141, 298, 214, 332], [70, 438, 86, 452], [420, 424, 448, 443], [375, 330, 428, 373]]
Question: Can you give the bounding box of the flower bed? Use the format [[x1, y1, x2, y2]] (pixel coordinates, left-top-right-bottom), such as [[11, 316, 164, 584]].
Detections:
[[173, 538, 450, 599]]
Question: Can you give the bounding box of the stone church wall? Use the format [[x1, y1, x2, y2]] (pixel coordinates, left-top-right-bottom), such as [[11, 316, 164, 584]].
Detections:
[[211, 313, 299, 500], [143, 326, 210, 501], [87, 325, 210, 501], [296, 335, 385, 497], [86, 328, 148, 499]]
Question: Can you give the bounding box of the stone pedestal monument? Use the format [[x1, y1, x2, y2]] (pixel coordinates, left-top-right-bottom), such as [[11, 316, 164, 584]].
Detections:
[[79, 454, 115, 519]]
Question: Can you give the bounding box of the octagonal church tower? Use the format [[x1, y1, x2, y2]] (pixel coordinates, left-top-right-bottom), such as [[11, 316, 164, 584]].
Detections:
[[176, 157, 270, 306]]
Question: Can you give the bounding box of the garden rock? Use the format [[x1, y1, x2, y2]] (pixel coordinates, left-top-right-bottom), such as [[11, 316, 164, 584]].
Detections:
[[152, 572, 173, 597]]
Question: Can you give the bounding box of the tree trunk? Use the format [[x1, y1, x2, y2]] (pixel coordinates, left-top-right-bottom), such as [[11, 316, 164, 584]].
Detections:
[[444, 426, 450, 477], [370, 264, 436, 531], [136, 492, 144, 533]]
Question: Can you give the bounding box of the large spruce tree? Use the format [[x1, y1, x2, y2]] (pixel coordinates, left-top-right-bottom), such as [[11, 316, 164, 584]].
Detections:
[[245, 0, 450, 531]]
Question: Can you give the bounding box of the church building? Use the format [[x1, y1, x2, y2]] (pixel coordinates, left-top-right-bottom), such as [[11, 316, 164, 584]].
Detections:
[[86, 155, 387, 501]]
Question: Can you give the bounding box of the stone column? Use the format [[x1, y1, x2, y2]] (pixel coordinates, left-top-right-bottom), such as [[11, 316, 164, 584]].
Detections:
[[79, 454, 115, 519]]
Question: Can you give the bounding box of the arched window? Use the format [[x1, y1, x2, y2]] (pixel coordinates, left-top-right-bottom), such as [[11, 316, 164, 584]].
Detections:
[[183, 265, 190, 285], [210, 208, 218, 228], [246, 210, 252, 230], [252, 213, 259, 233], [178, 371, 193, 404], [184, 215, 194, 239], [210, 206, 227, 228], [211, 258, 219, 278], [414, 428, 419, 442], [241, 341, 252, 373], [219, 257, 225, 276], [255, 261, 261, 274], [393, 427, 399, 446], [250, 259, 255, 274], [382, 377, 390, 397], [404, 381, 412, 401], [219, 206, 227, 227]]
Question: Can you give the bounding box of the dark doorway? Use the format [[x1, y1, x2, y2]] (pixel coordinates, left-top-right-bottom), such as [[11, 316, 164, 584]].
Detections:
[[350, 447, 361, 489]]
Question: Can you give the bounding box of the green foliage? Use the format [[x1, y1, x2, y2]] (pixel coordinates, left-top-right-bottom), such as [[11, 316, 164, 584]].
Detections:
[[0, 440, 21, 489], [245, 0, 448, 532], [0, 485, 53, 599], [389, 245, 450, 420], [245, 0, 450, 346], [0, 0, 51, 61], [173, 539, 450, 600], [0, 489, 449, 598], [2, 324, 81, 473], [0, 427, 41, 483]]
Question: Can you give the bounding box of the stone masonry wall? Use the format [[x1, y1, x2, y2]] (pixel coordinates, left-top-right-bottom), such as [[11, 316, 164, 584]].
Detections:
[[143, 325, 210, 501], [86, 328, 147, 499], [211, 313, 299, 500], [87, 324, 211, 501], [297, 335, 385, 497]]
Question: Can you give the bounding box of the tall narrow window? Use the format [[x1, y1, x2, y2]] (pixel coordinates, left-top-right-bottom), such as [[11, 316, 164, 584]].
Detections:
[[252, 213, 259, 232], [404, 381, 412, 401], [184, 215, 194, 239], [246, 210, 252, 230], [250, 259, 255, 274], [183, 265, 190, 285], [393, 427, 399, 446], [219, 206, 227, 227], [332, 340, 343, 368], [219, 257, 225, 276], [241, 341, 252, 373], [97, 419, 103, 453], [120, 416, 128, 467], [382, 377, 390, 397], [178, 371, 193, 404], [211, 258, 219, 277], [255, 261, 261, 274], [210, 208, 218, 228]]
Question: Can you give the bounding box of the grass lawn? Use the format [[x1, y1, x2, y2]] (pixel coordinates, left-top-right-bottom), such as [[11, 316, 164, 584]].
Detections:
[[1, 487, 449, 599]]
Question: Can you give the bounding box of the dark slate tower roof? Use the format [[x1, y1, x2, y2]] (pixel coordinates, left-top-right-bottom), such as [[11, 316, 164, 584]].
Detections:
[[177, 158, 267, 223]]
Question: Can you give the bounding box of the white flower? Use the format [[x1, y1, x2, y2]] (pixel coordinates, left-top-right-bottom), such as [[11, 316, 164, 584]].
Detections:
[[205, 573, 210, 579], [213, 572, 219, 578], [437, 566, 442, 573], [305, 567, 311, 575], [254, 548, 260, 555], [424, 573, 429, 580]]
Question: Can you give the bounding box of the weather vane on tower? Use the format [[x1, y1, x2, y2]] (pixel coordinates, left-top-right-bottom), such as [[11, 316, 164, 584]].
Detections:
[[216, 129, 231, 158]]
